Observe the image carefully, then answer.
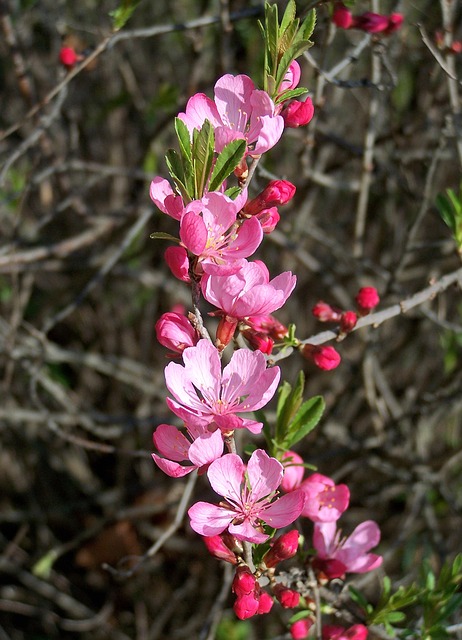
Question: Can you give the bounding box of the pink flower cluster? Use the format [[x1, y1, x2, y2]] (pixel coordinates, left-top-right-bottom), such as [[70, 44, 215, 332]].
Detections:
[[332, 3, 403, 35]]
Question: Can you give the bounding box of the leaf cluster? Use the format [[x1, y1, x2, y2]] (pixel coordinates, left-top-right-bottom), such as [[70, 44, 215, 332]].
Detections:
[[436, 184, 462, 255], [165, 118, 246, 203], [259, 0, 316, 98]]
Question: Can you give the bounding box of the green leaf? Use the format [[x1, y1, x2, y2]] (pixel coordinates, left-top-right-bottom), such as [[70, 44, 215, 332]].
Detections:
[[175, 117, 192, 164], [149, 231, 180, 241], [209, 139, 246, 192], [192, 120, 215, 199], [300, 9, 316, 42], [274, 86, 309, 105], [109, 0, 140, 31], [279, 0, 296, 40], [165, 149, 191, 202], [275, 40, 314, 90], [224, 186, 242, 200], [33, 549, 60, 579], [285, 395, 325, 448], [264, 2, 280, 79], [275, 373, 305, 443]]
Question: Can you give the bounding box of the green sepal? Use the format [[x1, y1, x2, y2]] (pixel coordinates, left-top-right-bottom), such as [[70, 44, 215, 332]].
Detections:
[[208, 139, 246, 192]]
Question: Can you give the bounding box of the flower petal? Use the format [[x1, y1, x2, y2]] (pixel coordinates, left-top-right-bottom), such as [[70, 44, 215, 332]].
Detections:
[[180, 211, 208, 255], [188, 501, 233, 536], [207, 453, 244, 504], [188, 429, 224, 468], [151, 454, 194, 478], [153, 423, 189, 461], [259, 491, 306, 528], [247, 449, 283, 500]]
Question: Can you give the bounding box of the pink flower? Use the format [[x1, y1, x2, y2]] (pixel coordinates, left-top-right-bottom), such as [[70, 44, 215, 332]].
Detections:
[[282, 98, 314, 128], [280, 450, 305, 492], [278, 60, 302, 95], [155, 312, 198, 354], [299, 473, 350, 522], [300, 344, 342, 370], [164, 339, 280, 434], [244, 180, 296, 216], [313, 520, 382, 577], [291, 618, 314, 639], [152, 422, 223, 477], [180, 190, 263, 275], [202, 259, 296, 320], [322, 624, 368, 640], [188, 449, 305, 543], [149, 177, 184, 220], [178, 74, 284, 156]]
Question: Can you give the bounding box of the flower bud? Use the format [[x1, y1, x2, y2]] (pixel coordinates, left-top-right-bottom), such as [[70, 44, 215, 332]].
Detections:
[[256, 207, 280, 233], [339, 310, 358, 335], [322, 624, 369, 640], [257, 591, 274, 614], [353, 12, 389, 33], [290, 617, 314, 639], [282, 98, 315, 128], [202, 535, 238, 564], [232, 566, 257, 597], [332, 3, 354, 29], [233, 592, 260, 619], [385, 13, 404, 34], [59, 46, 83, 68], [155, 312, 198, 354], [215, 314, 238, 351], [273, 584, 300, 608], [300, 344, 341, 370], [281, 451, 304, 493], [312, 301, 342, 323], [164, 246, 190, 283], [244, 180, 296, 216], [241, 329, 274, 355], [263, 530, 299, 568], [355, 287, 380, 315], [246, 315, 288, 340]]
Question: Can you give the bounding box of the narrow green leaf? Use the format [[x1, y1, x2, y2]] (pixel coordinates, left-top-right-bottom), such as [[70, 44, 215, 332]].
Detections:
[[279, 0, 297, 39], [275, 380, 292, 442], [192, 120, 215, 199], [265, 2, 280, 76], [149, 231, 180, 242], [109, 0, 140, 31], [175, 117, 192, 163], [436, 194, 456, 232], [209, 139, 246, 192], [275, 40, 314, 90], [300, 9, 316, 42], [279, 20, 299, 54], [447, 188, 461, 214], [224, 186, 242, 200], [165, 150, 191, 202], [286, 395, 325, 447], [274, 87, 308, 104]]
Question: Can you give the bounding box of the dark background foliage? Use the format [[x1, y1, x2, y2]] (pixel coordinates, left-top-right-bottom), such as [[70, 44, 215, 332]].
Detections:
[[1, 0, 461, 638]]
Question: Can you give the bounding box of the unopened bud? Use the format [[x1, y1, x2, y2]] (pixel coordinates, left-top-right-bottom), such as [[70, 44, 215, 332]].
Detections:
[[257, 591, 274, 614], [355, 287, 380, 315], [256, 207, 280, 233], [290, 617, 314, 639], [339, 310, 358, 335], [233, 592, 260, 619], [312, 301, 342, 323], [332, 3, 354, 29], [241, 329, 274, 355], [282, 98, 315, 128], [353, 11, 389, 33], [232, 566, 257, 597], [300, 344, 341, 370], [264, 530, 299, 568], [244, 180, 296, 216], [273, 584, 300, 608], [203, 535, 238, 564], [215, 314, 238, 351]]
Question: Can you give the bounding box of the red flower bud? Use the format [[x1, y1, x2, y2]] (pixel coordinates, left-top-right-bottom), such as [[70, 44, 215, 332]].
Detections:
[[332, 3, 354, 29], [290, 617, 314, 639], [385, 13, 404, 34], [59, 46, 80, 68], [256, 206, 280, 233], [339, 310, 358, 334], [282, 98, 315, 128], [312, 301, 342, 323], [246, 315, 288, 340], [232, 566, 257, 597], [355, 287, 380, 314], [233, 592, 260, 619], [215, 314, 238, 351], [244, 180, 296, 216], [273, 584, 300, 608], [202, 535, 238, 564], [257, 591, 274, 614], [164, 246, 190, 283], [353, 12, 389, 33], [301, 344, 341, 370], [241, 329, 274, 355], [322, 624, 369, 640], [264, 530, 299, 568]]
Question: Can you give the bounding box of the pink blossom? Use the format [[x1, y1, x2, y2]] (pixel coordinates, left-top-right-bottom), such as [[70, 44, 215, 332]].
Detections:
[[322, 624, 368, 640], [188, 449, 305, 543], [299, 473, 350, 522], [278, 60, 302, 95], [291, 618, 314, 639], [155, 312, 198, 354], [178, 74, 284, 155], [282, 98, 315, 128], [149, 177, 184, 220], [180, 190, 263, 275], [152, 422, 223, 477], [280, 450, 305, 492], [313, 520, 382, 577], [164, 246, 191, 282], [202, 259, 296, 320], [164, 339, 280, 433]]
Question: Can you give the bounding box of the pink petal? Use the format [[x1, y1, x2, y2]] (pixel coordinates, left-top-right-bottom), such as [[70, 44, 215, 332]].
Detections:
[[229, 519, 269, 543], [164, 246, 190, 282], [342, 520, 381, 552], [188, 501, 234, 536], [312, 521, 337, 556], [247, 449, 283, 500], [150, 177, 175, 215], [181, 340, 222, 403], [281, 451, 305, 492], [153, 423, 189, 461], [188, 429, 224, 467], [151, 454, 194, 478], [236, 365, 280, 412], [178, 93, 221, 133], [207, 453, 244, 503], [259, 491, 305, 528], [180, 211, 208, 255], [226, 217, 263, 258], [164, 360, 208, 413], [214, 74, 255, 130]]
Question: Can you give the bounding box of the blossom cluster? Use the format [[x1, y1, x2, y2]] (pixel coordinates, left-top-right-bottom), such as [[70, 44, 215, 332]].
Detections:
[[149, 3, 387, 637]]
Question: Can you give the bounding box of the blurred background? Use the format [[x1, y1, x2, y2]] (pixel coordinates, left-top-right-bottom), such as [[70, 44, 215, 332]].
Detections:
[[1, 0, 461, 638]]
